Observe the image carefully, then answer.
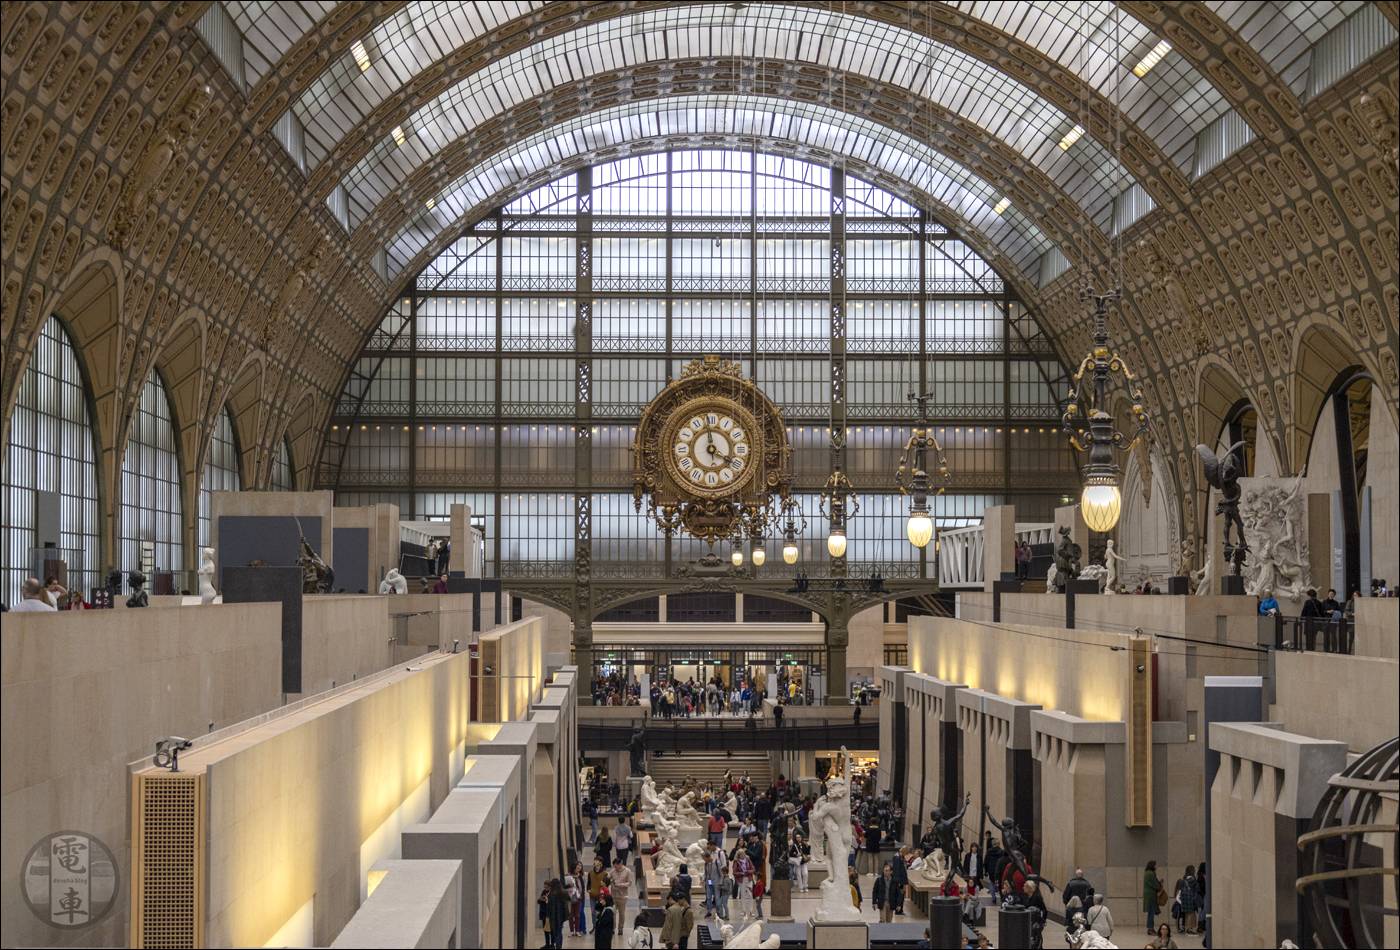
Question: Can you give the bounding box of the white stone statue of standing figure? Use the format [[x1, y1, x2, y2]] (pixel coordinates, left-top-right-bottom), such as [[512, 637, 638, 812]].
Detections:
[[198, 547, 217, 604], [1102, 539, 1126, 594], [809, 746, 861, 921]]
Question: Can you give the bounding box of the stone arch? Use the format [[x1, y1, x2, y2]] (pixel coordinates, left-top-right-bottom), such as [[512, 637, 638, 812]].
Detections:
[[145, 323, 202, 573], [281, 389, 320, 491], [224, 355, 265, 490], [1291, 316, 1372, 478]]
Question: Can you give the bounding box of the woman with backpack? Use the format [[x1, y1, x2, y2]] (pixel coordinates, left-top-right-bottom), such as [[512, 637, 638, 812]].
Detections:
[[1174, 865, 1201, 935], [565, 862, 586, 937]]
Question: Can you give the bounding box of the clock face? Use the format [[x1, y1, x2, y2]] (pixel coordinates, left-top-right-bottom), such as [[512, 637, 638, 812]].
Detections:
[[664, 401, 758, 498]]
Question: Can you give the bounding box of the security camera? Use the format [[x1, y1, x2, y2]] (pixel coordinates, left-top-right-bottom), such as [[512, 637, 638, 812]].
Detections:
[[154, 737, 193, 772]]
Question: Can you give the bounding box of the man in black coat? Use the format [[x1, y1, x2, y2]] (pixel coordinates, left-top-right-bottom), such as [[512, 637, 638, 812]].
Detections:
[[1062, 867, 1093, 915]]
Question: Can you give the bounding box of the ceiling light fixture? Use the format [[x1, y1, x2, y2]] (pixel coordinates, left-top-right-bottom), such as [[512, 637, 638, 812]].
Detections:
[[895, 391, 953, 548], [392, 125, 406, 145], [992, 196, 1011, 214], [1058, 124, 1085, 150], [351, 40, 371, 72], [1132, 39, 1172, 77], [425, 197, 435, 209]]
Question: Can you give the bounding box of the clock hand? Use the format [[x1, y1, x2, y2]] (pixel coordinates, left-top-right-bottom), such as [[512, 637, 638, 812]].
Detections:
[[705, 442, 736, 464]]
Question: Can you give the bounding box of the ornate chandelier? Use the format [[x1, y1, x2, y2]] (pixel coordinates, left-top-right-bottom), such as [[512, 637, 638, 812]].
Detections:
[[894, 391, 953, 548], [1061, 287, 1150, 532], [819, 445, 860, 559]]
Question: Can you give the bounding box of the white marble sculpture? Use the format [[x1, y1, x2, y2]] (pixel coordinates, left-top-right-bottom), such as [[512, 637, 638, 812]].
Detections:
[[675, 791, 702, 828], [652, 810, 680, 840], [1192, 552, 1215, 596], [1102, 539, 1126, 594], [809, 746, 861, 921], [719, 921, 782, 949], [1241, 468, 1309, 601], [198, 547, 216, 604], [1045, 560, 1056, 593], [654, 837, 684, 879], [920, 846, 950, 882], [1078, 563, 1109, 590], [723, 790, 739, 816], [684, 840, 708, 874], [379, 568, 408, 594]]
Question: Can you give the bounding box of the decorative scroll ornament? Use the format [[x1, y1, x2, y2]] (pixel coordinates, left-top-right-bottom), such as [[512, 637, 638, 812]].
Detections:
[[108, 85, 212, 250], [632, 355, 792, 545]]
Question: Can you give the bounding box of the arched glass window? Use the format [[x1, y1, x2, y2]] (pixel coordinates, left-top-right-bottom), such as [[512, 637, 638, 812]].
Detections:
[[324, 152, 1079, 581], [121, 371, 184, 578], [1, 317, 100, 605], [271, 436, 294, 491], [199, 408, 241, 549]]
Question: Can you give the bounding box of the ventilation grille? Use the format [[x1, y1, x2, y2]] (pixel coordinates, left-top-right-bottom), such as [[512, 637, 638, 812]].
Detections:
[[1125, 637, 1153, 827], [132, 774, 205, 948]]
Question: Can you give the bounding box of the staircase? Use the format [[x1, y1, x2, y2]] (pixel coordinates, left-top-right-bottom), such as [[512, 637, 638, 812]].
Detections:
[[644, 751, 773, 790]]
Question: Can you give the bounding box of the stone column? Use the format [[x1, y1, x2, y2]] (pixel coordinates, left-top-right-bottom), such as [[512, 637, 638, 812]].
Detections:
[[1053, 504, 1088, 556], [983, 504, 1016, 591], [449, 503, 471, 574]]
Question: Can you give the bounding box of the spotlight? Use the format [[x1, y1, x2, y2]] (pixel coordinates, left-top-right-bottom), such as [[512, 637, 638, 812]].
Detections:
[[154, 737, 193, 772]]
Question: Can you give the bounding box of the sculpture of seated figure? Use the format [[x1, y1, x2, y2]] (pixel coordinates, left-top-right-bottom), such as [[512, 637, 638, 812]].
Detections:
[[379, 568, 408, 594], [723, 791, 739, 816], [675, 791, 702, 828], [653, 837, 684, 879]]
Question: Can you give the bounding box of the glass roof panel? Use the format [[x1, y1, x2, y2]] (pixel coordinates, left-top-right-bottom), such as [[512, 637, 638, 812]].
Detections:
[[223, 1, 341, 87], [382, 95, 1055, 283], [951, 1, 1232, 158], [333, 3, 1133, 232], [292, 1, 546, 168], [1205, 0, 1368, 96]]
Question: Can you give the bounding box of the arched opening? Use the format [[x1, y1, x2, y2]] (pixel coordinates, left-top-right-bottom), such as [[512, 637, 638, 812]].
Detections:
[[270, 435, 295, 491], [1306, 369, 1377, 601], [120, 370, 185, 593], [0, 317, 102, 606], [199, 406, 242, 550]]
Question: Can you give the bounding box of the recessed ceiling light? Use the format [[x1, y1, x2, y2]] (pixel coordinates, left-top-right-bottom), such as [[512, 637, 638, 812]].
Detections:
[[351, 40, 371, 72], [392, 125, 405, 145], [1133, 39, 1172, 78], [1058, 125, 1085, 150], [425, 197, 435, 209], [992, 196, 1011, 214]]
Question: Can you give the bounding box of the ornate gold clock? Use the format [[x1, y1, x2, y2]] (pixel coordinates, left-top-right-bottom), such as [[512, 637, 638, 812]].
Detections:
[[633, 356, 791, 545]]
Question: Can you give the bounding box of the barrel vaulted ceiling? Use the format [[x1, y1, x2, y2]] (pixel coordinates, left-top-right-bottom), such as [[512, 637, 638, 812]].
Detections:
[[2, 1, 1397, 553]]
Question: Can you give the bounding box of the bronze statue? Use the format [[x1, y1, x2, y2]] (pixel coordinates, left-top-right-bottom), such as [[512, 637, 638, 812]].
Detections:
[[1196, 441, 1247, 575], [984, 806, 1055, 893], [928, 792, 970, 869], [626, 725, 647, 776], [1053, 525, 1082, 592]]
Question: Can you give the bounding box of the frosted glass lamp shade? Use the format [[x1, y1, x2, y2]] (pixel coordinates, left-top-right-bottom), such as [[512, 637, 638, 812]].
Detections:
[[752, 544, 766, 566], [782, 541, 799, 564], [731, 546, 744, 566], [1081, 484, 1122, 532], [906, 511, 934, 548], [827, 528, 847, 558]]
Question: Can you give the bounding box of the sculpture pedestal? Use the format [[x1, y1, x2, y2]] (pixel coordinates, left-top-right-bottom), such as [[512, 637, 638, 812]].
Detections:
[[998, 905, 1031, 949], [676, 826, 704, 849], [928, 895, 961, 949], [807, 919, 870, 948], [1167, 575, 1190, 595], [768, 878, 794, 921], [1221, 574, 1245, 595]]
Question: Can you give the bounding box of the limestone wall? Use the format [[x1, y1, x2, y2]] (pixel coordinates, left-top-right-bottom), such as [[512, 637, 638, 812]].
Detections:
[[1209, 723, 1348, 949], [1, 602, 282, 949], [131, 637, 497, 948], [1355, 596, 1398, 661], [300, 594, 397, 696], [1272, 650, 1399, 753], [477, 617, 547, 723]]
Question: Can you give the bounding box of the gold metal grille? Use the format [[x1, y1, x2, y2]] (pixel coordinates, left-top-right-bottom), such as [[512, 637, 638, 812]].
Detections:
[[131, 773, 205, 948], [1125, 637, 1153, 827]]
